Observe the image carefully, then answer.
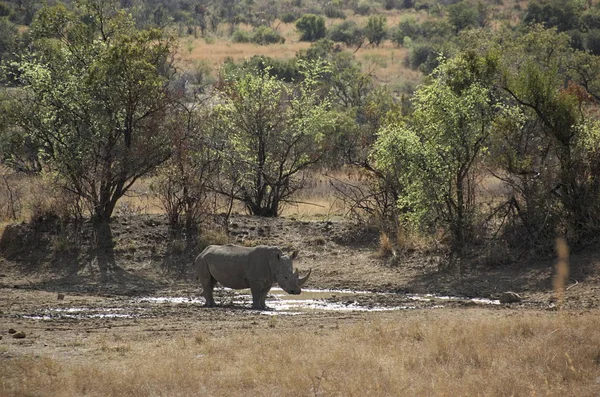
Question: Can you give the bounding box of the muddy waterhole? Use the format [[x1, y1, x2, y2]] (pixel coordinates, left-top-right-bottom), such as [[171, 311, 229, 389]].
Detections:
[[19, 288, 507, 321]]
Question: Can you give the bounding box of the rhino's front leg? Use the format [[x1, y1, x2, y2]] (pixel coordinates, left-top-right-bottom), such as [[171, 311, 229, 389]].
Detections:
[[259, 286, 272, 310], [249, 280, 269, 310]]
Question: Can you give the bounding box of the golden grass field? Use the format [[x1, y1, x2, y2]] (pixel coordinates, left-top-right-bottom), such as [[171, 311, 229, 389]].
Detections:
[[4, 4, 600, 396], [2, 310, 600, 396]]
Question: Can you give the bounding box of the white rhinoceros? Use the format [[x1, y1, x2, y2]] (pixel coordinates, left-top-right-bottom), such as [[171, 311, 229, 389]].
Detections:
[[195, 244, 311, 310]]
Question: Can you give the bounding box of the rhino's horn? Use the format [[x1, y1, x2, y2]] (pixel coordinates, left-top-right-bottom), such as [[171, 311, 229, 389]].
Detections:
[[298, 268, 311, 287]]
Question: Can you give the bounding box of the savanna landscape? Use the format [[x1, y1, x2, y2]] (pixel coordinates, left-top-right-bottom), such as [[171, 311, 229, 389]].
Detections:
[[2, 0, 600, 395]]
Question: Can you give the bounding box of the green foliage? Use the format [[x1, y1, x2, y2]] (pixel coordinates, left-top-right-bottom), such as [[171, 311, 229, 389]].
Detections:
[[374, 54, 498, 250], [355, 0, 375, 16], [213, 62, 335, 217], [524, 0, 585, 32], [0, 16, 16, 62], [447, 1, 481, 33], [232, 25, 284, 45], [239, 55, 300, 82], [4, 0, 177, 223], [296, 14, 326, 42], [497, 26, 600, 244], [391, 14, 422, 45], [406, 41, 440, 73], [586, 28, 600, 55], [364, 15, 387, 46], [324, 3, 346, 19], [327, 20, 364, 47], [280, 12, 298, 23]]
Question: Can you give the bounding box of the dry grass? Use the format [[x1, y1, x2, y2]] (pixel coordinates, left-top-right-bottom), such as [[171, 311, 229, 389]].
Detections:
[[2, 310, 600, 396], [181, 17, 422, 90], [0, 170, 354, 223], [282, 169, 358, 220]]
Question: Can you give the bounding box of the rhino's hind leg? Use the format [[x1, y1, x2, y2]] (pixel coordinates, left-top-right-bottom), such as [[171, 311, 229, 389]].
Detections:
[[201, 276, 217, 307], [197, 259, 217, 307]]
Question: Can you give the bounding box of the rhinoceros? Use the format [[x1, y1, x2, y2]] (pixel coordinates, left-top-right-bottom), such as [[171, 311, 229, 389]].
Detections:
[[195, 244, 311, 310]]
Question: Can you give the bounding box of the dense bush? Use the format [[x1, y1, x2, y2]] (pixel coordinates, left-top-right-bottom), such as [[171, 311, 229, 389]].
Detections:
[[328, 20, 364, 47], [447, 1, 480, 32], [232, 26, 284, 45], [364, 15, 387, 46], [524, 0, 584, 32], [296, 14, 326, 42], [406, 41, 440, 72], [391, 15, 422, 45], [355, 0, 375, 16]]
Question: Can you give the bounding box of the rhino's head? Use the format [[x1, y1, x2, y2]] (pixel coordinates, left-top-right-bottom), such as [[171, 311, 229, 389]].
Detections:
[[269, 248, 311, 295]]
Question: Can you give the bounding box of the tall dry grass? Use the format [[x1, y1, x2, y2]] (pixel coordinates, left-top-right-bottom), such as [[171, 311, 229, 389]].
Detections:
[[2, 311, 600, 396]]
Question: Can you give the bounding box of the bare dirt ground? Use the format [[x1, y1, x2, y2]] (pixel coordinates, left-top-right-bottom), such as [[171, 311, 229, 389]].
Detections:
[[2, 214, 600, 362]]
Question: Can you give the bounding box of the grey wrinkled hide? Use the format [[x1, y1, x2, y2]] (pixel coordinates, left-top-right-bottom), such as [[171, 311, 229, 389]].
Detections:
[[195, 244, 310, 310]]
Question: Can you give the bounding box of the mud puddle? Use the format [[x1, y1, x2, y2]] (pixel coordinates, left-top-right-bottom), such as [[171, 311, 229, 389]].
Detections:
[[20, 289, 500, 320]]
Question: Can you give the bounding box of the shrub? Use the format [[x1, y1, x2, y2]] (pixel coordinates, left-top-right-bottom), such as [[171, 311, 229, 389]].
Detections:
[[232, 26, 284, 45], [280, 12, 298, 23], [296, 14, 327, 42], [355, 0, 374, 15], [392, 15, 422, 46], [232, 28, 252, 43], [364, 15, 387, 46], [324, 4, 346, 19], [420, 18, 453, 39], [406, 41, 439, 72], [586, 29, 600, 55], [328, 20, 364, 47], [251, 26, 285, 45], [447, 1, 480, 32]]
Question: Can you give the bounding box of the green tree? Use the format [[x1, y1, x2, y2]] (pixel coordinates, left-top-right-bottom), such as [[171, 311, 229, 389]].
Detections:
[[374, 52, 498, 251], [4, 0, 177, 224], [498, 27, 600, 244], [524, 0, 584, 32], [295, 14, 326, 42], [213, 62, 333, 217], [447, 1, 480, 33], [364, 15, 387, 47], [0, 16, 16, 63], [327, 20, 364, 47]]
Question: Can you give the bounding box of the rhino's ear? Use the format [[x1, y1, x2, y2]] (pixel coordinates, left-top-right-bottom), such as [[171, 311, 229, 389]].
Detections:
[[291, 250, 299, 260]]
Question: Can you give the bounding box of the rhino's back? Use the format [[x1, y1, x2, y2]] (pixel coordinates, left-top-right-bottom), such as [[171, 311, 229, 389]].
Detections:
[[201, 245, 267, 289]]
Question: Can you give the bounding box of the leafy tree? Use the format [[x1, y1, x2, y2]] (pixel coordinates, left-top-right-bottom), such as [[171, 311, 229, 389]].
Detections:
[[212, 63, 333, 217], [524, 0, 584, 32], [497, 26, 600, 244], [447, 1, 480, 33], [296, 14, 326, 42], [391, 14, 422, 45], [0, 16, 16, 62], [364, 15, 387, 47], [355, 0, 374, 16], [374, 52, 498, 251], [327, 20, 364, 47], [4, 0, 177, 225]]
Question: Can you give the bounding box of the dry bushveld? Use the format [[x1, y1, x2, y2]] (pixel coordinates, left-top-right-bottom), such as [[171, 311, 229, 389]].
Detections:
[[2, 310, 600, 397]]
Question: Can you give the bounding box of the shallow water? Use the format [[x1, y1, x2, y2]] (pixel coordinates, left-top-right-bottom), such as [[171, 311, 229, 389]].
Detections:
[[22, 288, 500, 320]]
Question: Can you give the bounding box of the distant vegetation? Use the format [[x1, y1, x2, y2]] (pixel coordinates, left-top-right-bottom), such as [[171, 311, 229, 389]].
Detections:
[[2, 0, 600, 260]]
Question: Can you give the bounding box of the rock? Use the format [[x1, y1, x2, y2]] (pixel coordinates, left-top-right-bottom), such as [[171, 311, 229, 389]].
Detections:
[[500, 291, 522, 304], [8, 328, 16, 334], [12, 332, 26, 339], [57, 293, 65, 300]]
